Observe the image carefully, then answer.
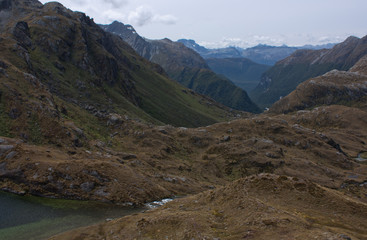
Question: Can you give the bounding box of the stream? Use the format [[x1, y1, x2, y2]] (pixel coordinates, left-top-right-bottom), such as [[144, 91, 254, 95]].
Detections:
[[0, 191, 144, 240]]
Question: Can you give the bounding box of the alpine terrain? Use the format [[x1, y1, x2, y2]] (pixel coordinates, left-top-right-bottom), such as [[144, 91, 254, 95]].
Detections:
[[0, 1, 367, 240]]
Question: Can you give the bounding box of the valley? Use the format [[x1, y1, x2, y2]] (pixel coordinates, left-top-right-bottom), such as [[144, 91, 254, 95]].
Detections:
[[0, 0, 366, 239]]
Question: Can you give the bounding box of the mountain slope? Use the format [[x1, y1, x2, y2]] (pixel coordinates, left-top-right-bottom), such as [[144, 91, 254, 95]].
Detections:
[[251, 35, 367, 109], [0, 0, 242, 133], [206, 57, 271, 92], [270, 55, 367, 113], [100, 21, 260, 113]]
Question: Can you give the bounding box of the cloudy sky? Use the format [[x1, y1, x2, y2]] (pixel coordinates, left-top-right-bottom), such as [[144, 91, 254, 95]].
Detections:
[[39, 0, 367, 49]]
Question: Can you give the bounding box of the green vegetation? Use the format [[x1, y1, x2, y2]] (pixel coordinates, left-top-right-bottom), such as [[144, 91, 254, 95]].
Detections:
[[0, 94, 12, 138], [133, 68, 223, 127], [28, 114, 43, 145]]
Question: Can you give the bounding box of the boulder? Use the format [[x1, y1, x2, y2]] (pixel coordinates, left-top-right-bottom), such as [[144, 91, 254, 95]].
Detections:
[[0, 145, 14, 157], [80, 182, 95, 192]]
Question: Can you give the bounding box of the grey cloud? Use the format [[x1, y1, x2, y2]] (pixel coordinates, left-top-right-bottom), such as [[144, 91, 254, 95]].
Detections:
[[153, 14, 177, 25], [128, 6, 153, 26], [105, 0, 128, 8]]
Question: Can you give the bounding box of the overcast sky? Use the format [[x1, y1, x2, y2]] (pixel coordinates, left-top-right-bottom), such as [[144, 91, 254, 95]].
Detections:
[[39, 0, 367, 49]]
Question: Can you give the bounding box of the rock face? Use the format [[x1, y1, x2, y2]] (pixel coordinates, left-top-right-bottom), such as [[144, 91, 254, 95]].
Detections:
[[251, 35, 367, 108], [100, 21, 260, 113]]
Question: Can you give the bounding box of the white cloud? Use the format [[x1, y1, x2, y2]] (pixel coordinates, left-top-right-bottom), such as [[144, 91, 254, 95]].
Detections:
[[128, 5, 177, 26], [317, 36, 345, 44], [197, 34, 347, 49], [39, 0, 129, 24], [199, 36, 286, 49]]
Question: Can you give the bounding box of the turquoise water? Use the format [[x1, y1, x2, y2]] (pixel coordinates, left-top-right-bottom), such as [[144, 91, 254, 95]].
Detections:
[[0, 191, 143, 240]]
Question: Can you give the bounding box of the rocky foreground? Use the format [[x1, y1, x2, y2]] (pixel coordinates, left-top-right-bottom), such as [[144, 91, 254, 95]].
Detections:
[[50, 174, 367, 240], [1, 105, 367, 206], [1, 104, 367, 239]]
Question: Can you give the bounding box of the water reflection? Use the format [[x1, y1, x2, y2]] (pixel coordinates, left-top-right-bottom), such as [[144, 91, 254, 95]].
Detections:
[[0, 191, 143, 240]]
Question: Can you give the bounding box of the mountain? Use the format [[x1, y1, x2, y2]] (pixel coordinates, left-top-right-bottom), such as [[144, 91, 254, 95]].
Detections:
[[178, 39, 335, 65], [270, 55, 367, 113], [250, 35, 367, 109], [0, 0, 247, 153], [206, 57, 271, 92], [100, 21, 260, 113]]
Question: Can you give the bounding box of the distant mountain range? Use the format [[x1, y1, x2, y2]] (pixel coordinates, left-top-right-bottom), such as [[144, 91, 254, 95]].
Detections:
[[100, 21, 260, 113], [250, 35, 367, 109], [178, 39, 335, 65]]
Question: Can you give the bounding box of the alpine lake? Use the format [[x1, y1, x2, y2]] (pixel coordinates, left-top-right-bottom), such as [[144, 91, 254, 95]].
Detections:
[[0, 191, 144, 240]]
